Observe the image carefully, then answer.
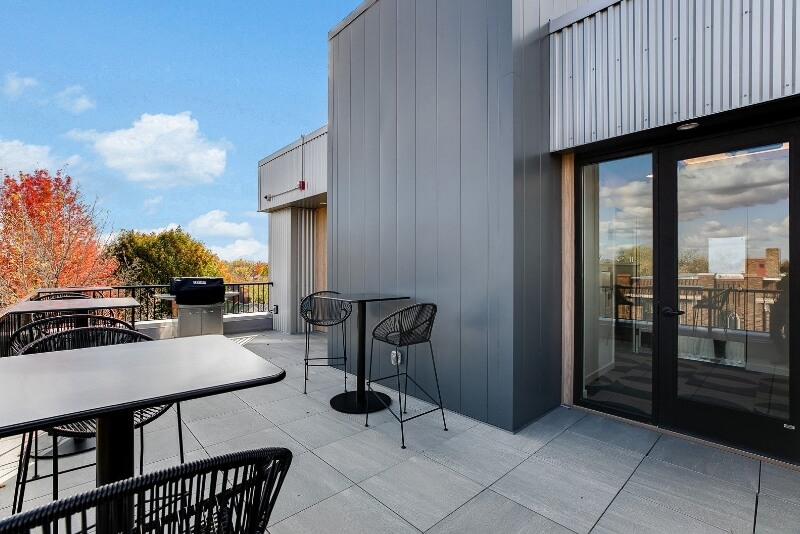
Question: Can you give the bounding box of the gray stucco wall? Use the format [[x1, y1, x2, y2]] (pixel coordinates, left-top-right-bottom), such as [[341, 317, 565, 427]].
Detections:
[[328, 0, 590, 430]]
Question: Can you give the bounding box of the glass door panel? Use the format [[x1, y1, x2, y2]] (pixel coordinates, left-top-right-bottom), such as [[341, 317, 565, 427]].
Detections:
[[581, 154, 653, 417], [675, 143, 790, 420]]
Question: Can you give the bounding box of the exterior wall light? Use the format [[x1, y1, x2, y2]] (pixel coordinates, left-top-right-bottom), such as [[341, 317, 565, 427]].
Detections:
[[677, 122, 699, 131]]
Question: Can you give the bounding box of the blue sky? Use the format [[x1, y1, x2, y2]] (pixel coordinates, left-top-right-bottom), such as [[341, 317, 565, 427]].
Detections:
[[0, 1, 358, 261]]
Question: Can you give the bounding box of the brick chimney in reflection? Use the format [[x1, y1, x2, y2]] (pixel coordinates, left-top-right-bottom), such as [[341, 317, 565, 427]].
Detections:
[[766, 248, 781, 278]]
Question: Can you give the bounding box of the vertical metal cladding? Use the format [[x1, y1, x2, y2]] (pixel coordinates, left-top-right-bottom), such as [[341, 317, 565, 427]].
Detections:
[[258, 127, 328, 212], [268, 208, 292, 333], [550, 0, 800, 151]]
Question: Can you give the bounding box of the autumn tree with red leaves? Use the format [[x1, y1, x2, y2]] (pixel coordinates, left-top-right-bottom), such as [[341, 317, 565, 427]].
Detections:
[[0, 169, 118, 306]]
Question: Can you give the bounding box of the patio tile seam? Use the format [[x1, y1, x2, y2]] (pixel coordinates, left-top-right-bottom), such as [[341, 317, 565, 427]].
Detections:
[[587, 435, 657, 533], [420, 438, 533, 489], [420, 487, 577, 534], [625, 457, 758, 529], [613, 488, 752, 534], [179, 405, 254, 425], [268, 485, 355, 529], [559, 429, 651, 460], [481, 481, 579, 534], [642, 450, 763, 495]]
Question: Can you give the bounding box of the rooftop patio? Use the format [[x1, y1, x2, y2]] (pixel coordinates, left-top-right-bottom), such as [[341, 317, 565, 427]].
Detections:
[[0, 330, 797, 533]]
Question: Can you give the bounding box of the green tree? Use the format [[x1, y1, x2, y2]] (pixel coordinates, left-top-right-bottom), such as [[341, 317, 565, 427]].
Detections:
[[108, 227, 224, 285], [678, 249, 709, 274], [615, 245, 653, 276]]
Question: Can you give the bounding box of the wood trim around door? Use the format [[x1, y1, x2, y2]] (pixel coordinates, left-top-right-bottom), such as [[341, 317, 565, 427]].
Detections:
[[562, 153, 575, 405]]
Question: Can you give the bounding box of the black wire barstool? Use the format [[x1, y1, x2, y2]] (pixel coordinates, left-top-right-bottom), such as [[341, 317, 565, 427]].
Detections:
[[300, 291, 352, 394], [0, 447, 292, 533], [13, 327, 185, 514], [365, 303, 447, 449]]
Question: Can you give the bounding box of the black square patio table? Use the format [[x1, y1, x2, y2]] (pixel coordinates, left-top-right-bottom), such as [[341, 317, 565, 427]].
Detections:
[[314, 293, 410, 414], [0, 335, 285, 516]]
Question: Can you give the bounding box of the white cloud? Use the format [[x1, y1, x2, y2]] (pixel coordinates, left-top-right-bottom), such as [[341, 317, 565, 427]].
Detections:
[[55, 85, 95, 114], [142, 196, 163, 214], [3, 72, 37, 99], [70, 112, 227, 186], [187, 210, 252, 239], [136, 223, 179, 234], [209, 239, 268, 261], [0, 138, 81, 175]]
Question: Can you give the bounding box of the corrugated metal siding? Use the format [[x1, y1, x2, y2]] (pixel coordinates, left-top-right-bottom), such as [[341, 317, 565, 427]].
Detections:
[[268, 207, 316, 333], [550, 0, 800, 151], [258, 128, 328, 212]]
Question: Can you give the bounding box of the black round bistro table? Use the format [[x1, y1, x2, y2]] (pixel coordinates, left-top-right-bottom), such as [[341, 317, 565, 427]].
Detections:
[[314, 293, 410, 414]]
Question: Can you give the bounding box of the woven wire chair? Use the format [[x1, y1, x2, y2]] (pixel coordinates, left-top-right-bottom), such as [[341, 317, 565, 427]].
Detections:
[[299, 291, 352, 394], [8, 314, 134, 356], [365, 303, 447, 448], [13, 327, 185, 514], [0, 447, 293, 534]]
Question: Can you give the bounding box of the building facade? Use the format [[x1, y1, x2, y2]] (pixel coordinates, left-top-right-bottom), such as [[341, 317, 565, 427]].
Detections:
[[262, 0, 800, 462]]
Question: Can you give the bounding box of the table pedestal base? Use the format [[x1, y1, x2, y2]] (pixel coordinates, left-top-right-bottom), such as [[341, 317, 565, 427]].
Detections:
[[330, 391, 392, 414], [35, 437, 96, 459]]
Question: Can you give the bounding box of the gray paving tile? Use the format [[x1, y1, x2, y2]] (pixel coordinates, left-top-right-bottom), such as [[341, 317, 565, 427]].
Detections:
[[625, 458, 755, 534], [270, 485, 417, 534], [204, 426, 307, 457], [593, 490, 729, 534], [428, 489, 571, 534], [648, 435, 760, 491], [268, 452, 353, 526], [142, 405, 180, 433], [360, 455, 483, 532], [254, 395, 330, 426], [179, 393, 251, 423], [186, 408, 272, 448], [423, 430, 529, 486], [569, 413, 659, 455], [491, 455, 620, 534], [535, 431, 642, 487], [370, 409, 470, 453], [313, 429, 414, 483], [468, 406, 585, 454], [284, 372, 345, 394], [754, 494, 800, 533], [759, 463, 800, 506], [279, 413, 364, 450], [235, 382, 303, 407], [142, 448, 209, 475], [135, 423, 202, 465]]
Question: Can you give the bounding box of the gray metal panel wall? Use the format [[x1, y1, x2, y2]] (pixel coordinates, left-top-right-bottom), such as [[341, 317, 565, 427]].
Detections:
[[550, 0, 800, 151], [258, 128, 328, 212], [268, 207, 316, 333], [329, 0, 588, 430]]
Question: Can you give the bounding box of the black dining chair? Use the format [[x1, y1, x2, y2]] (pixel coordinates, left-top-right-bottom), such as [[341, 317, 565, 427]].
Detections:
[[13, 327, 185, 514], [365, 303, 447, 449], [0, 447, 293, 533], [8, 314, 134, 356], [299, 291, 352, 394]]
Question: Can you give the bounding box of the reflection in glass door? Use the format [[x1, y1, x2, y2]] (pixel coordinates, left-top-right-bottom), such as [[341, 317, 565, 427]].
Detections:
[[580, 154, 653, 417], [675, 143, 790, 420]]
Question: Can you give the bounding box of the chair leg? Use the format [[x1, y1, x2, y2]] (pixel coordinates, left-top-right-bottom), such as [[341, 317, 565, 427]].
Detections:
[[139, 426, 145, 476], [429, 341, 447, 431], [13, 432, 33, 514], [365, 338, 376, 428], [395, 358, 406, 449], [304, 327, 310, 394], [342, 322, 347, 392], [176, 403, 185, 464], [403, 346, 409, 414], [51, 435, 58, 502], [33, 433, 38, 479]]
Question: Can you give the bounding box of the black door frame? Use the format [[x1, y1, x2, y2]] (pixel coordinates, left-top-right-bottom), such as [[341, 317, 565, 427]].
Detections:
[[574, 116, 800, 461], [655, 123, 800, 460]]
